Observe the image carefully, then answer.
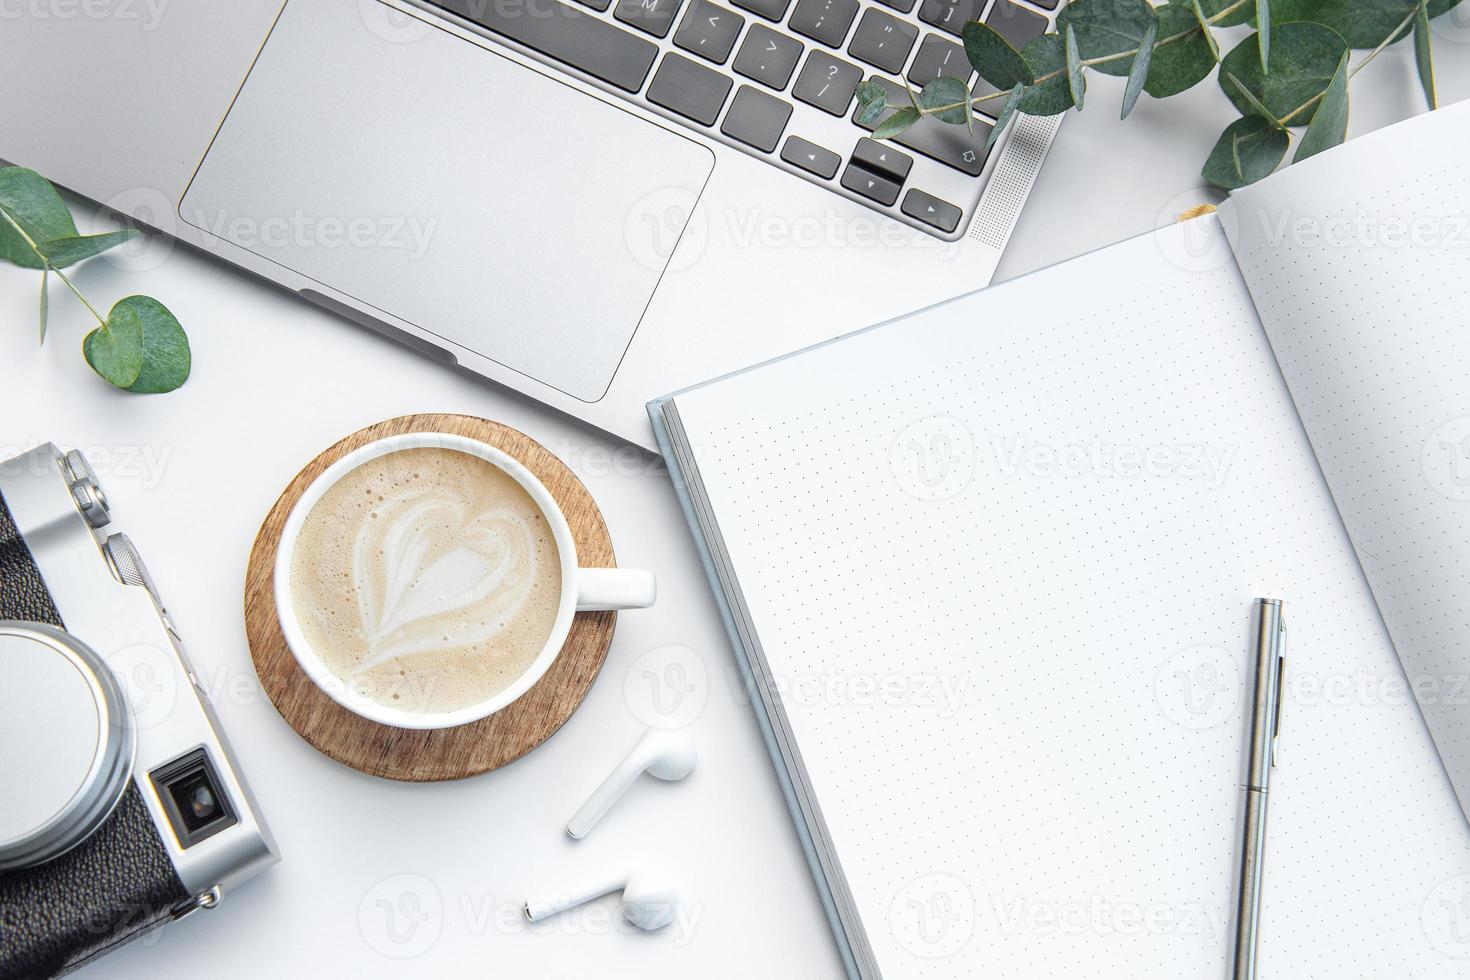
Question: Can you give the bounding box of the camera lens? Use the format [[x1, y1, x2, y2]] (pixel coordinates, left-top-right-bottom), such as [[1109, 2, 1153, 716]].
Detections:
[[149, 749, 237, 847]]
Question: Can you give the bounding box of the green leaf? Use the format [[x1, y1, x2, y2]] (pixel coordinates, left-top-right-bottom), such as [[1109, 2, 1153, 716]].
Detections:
[[1294, 50, 1350, 160], [1202, 115, 1289, 188], [1218, 21, 1347, 120], [1414, 0, 1436, 109], [83, 295, 191, 393], [872, 106, 922, 140], [1190, 0, 1221, 60], [1144, 3, 1218, 97], [1224, 71, 1285, 128], [963, 20, 1035, 90], [920, 76, 972, 124], [39, 271, 48, 344], [1201, 0, 1257, 28], [1055, 0, 1158, 77], [1017, 34, 1076, 114], [987, 84, 1027, 150], [0, 168, 80, 270], [856, 79, 888, 126], [1121, 20, 1157, 117], [1063, 25, 1086, 108], [36, 231, 139, 269], [1258, 0, 1271, 68], [1264, 0, 1456, 48]]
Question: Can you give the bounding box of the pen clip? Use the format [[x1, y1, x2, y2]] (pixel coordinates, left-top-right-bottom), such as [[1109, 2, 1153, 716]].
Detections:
[[1270, 622, 1285, 768]]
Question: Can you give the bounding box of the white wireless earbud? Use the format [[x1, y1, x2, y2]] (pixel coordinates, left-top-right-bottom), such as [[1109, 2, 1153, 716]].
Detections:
[[524, 869, 680, 931], [566, 727, 696, 839]]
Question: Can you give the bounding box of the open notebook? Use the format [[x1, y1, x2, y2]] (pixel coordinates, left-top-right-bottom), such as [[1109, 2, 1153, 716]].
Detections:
[[651, 101, 1470, 979]]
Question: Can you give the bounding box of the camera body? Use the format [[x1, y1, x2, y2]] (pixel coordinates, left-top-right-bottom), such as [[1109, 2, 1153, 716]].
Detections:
[[0, 445, 278, 978]]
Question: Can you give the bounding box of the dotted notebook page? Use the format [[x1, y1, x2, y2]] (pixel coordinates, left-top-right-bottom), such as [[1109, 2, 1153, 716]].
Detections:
[[1225, 100, 1470, 819], [670, 219, 1470, 979]]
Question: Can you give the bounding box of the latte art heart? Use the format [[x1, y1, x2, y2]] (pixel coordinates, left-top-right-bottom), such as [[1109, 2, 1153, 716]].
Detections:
[[290, 447, 563, 714]]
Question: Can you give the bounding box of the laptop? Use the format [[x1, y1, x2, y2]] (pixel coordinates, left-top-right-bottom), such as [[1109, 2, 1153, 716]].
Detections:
[[0, 0, 1062, 450]]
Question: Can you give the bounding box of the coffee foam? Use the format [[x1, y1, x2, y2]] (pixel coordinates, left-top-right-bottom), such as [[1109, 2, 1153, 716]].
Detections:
[[290, 447, 562, 714]]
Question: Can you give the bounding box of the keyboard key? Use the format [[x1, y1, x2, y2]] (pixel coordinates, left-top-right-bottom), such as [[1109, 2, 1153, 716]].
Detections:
[[841, 162, 902, 206], [615, 0, 685, 38], [901, 188, 962, 232], [675, 0, 745, 62], [789, 0, 859, 47], [574, 0, 613, 11], [852, 75, 992, 175], [648, 53, 734, 124], [847, 8, 918, 74], [908, 33, 969, 87], [793, 51, 863, 115], [971, 75, 1005, 116], [781, 136, 842, 178], [986, 0, 1048, 51], [1031, 0, 1059, 8], [873, 0, 916, 12], [734, 24, 805, 89], [426, 0, 658, 93], [732, 0, 791, 19], [852, 137, 912, 181], [917, 0, 982, 37], [721, 85, 794, 151]]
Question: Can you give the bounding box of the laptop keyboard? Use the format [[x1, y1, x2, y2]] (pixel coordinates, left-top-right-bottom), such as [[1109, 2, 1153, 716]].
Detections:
[[423, 0, 1057, 238]]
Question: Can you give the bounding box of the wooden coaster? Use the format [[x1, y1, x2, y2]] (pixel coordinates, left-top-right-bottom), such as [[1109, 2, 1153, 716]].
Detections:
[[243, 414, 616, 781]]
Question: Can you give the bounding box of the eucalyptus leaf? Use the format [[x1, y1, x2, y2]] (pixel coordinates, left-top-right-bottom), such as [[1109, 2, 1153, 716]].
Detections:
[[36, 231, 139, 269], [1225, 71, 1285, 127], [987, 84, 1027, 149], [0, 168, 80, 270], [1145, 3, 1218, 97], [1190, 0, 1221, 60], [920, 76, 972, 124], [1063, 25, 1086, 108], [1294, 50, 1350, 160], [963, 20, 1035, 90], [84, 295, 191, 394], [856, 79, 888, 126], [1200, 0, 1257, 28], [1265, 0, 1459, 47], [1121, 20, 1157, 117], [1218, 21, 1347, 120], [873, 106, 922, 139], [1017, 34, 1076, 114], [1055, 0, 1158, 77], [1414, 0, 1436, 109], [1202, 115, 1289, 188], [1258, 0, 1271, 68]]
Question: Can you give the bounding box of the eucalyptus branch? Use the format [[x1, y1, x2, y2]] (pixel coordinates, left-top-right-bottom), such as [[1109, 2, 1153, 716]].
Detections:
[[0, 205, 107, 330], [1277, 6, 1418, 126]]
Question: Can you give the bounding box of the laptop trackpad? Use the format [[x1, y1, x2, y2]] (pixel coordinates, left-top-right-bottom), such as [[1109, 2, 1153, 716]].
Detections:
[[181, 0, 713, 401]]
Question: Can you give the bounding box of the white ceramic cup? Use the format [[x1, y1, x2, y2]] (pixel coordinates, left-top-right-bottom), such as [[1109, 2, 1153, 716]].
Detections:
[[273, 432, 656, 729]]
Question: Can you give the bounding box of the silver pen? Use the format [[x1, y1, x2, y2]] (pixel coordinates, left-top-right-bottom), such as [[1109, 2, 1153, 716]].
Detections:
[[1232, 598, 1286, 980]]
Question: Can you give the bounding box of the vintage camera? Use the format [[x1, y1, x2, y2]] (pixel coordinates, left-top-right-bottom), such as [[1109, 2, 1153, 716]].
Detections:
[[0, 445, 278, 978]]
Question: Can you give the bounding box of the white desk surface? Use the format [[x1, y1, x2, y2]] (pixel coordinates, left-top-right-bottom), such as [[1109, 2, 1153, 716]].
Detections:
[[2, 39, 1466, 980]]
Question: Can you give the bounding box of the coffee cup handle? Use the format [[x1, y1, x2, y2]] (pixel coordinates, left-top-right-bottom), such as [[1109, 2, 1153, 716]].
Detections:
[[576, 568, 657, 611]]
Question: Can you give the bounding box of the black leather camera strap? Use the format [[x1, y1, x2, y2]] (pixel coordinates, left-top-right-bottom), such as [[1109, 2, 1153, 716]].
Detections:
[[0, 490, 64, 627]]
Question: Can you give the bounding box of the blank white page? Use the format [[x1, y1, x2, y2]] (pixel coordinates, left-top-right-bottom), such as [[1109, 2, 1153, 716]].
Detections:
[[1224, 100, 1470, 815], [669, 218, 1470, 978]]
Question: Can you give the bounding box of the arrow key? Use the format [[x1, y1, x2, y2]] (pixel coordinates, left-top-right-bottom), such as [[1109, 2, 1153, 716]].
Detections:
[[781, 135, 841, 179], [901, 188, 962, 233], [851, 137, 912, 182], [840, 161, 902, 207]]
